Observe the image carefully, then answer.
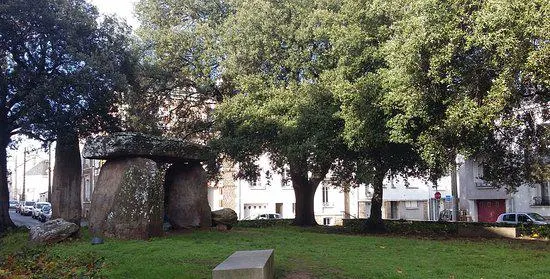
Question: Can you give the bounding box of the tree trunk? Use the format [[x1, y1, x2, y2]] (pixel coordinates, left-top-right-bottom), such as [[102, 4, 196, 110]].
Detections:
[[364, 169, 386, 232], [0, 132, 16, 234], [51, 132, 82, 225], [292, 182, 319, 226], [451, 163, 459, 222], [289, 158, 323, 227]]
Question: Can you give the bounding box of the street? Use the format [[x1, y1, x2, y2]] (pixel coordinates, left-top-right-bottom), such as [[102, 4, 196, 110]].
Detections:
[[9, 209, 41, 228]]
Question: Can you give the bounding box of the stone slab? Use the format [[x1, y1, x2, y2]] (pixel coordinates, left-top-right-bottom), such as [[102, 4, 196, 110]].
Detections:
[[89, 158, 165, 239], [82, 132, 210, 162], [213, 249, 274, 279], [165, 162, 212, 229]]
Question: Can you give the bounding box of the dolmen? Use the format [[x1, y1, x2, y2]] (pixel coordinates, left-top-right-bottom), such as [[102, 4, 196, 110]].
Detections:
[[83, 132, 212, 240]]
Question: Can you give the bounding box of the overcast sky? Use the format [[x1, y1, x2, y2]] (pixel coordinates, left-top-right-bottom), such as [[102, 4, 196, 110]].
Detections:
[[90, 0, 139, 28]]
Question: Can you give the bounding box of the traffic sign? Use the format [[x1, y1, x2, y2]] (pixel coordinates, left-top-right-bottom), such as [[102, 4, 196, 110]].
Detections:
[[434, 191, 441, 200]]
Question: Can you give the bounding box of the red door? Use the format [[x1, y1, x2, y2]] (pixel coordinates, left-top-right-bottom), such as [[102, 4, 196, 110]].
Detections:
[[477, 199, 506, 222]]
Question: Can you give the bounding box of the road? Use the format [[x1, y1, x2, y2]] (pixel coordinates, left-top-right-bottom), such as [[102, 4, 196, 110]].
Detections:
[[9, 209, 41, 228]]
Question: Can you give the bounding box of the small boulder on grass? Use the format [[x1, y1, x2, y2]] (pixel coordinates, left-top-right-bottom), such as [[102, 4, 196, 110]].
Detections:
[[211, 208, 237, 230], [29, 218, 79, 244]]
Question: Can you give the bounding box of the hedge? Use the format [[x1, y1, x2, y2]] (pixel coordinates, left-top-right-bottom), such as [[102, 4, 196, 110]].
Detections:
[[343, 219, 550, 239]]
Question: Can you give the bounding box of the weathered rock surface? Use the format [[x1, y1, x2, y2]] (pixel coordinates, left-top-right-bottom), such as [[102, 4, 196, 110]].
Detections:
[[212, 208, 238, 228], [89, 158, 165, 239], [82, 132, 210, 162], [29, 219, 79, 244], [165, 162, 212, 229]]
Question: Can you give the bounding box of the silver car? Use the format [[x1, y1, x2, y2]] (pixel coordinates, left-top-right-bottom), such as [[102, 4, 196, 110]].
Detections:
[[21, 201, 36, 216], [496, 212, 548, 225], [32, 202, 51, 219]]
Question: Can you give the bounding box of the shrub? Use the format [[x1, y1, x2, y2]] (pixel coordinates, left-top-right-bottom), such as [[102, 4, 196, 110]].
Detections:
[[0, 245, 104, 278], [235, 219, 294, 228]]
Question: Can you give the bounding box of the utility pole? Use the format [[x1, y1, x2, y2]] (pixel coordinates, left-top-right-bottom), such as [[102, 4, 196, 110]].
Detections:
[[21, 147, 26, 201], [14, 155, 18, 200], [48, 142, 52, 202]]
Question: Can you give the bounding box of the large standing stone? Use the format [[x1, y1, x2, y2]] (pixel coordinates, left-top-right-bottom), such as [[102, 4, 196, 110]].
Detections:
[[82, 132, 210, 162], [29, 218, 79, 244], [165, 162, 212, 229], [89, 158, 165, 239]]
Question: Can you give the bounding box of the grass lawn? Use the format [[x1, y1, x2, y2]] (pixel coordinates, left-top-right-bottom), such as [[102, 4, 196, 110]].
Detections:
[[2, 226, 550, 278]]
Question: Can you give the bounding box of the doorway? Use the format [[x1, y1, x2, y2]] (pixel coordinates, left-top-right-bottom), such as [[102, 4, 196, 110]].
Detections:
[[477, 199, 505, 222]]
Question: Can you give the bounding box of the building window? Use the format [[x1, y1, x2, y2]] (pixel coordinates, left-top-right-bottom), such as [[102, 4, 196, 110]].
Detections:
[[281, 167, 292, 189], [323, 217, 332, 226], [405, 201, 418, 209], [534, 182, 550, 205], [322, 186, 333, 207], [474, 161, 491, 188], [322, 186, 329, 203]]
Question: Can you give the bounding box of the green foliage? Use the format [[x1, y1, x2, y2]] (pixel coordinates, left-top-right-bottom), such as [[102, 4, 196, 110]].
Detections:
[[518, 224, 550, 239], [381, 0, 550, 191], [1, 0, 133, 140], [131, 0, 232, 140]]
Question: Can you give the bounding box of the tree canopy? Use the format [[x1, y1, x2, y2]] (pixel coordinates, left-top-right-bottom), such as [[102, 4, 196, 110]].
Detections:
[[382, 0, 550, 192]]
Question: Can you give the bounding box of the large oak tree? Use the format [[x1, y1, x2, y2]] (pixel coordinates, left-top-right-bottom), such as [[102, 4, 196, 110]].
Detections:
[[213, 0, 353, 226], [382, 0, 550, 219], [0, 0, 133, 231]]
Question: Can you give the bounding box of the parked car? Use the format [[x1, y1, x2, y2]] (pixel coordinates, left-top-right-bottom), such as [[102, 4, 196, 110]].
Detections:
[[496, 212, 548, 225], [15, 201, 22, 213], [38, 204, 52, 222], [32, 202, 51, 219], [255, 213, 282, 220], [20, 201, 36, 216], [9, 200, 19, 209]]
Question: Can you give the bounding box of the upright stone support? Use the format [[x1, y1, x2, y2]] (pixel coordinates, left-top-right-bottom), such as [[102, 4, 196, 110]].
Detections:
[[89, 158, 165, 239], [165, 162, 212, 229]]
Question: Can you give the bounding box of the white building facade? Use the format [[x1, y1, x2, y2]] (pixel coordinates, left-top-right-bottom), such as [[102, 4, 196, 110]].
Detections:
[[209, 155, 453, 225]]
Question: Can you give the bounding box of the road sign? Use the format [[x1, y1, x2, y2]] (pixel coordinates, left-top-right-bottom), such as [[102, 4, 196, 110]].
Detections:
[[445, 195, 452, 202], [434, 191, 441, 200]]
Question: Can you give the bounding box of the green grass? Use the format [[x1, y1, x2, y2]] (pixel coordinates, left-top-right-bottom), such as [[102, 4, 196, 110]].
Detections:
[[2, 226, 550, 278]]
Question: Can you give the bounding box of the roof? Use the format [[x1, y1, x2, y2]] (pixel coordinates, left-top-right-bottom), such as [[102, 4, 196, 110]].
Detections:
[[25, 160, 49, 176]]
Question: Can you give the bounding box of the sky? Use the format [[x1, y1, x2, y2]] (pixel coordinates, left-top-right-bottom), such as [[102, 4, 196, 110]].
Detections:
[[90, 0, 139, 29]]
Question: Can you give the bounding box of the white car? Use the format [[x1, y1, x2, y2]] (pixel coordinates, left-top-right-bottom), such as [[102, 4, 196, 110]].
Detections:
[[38, 204, 52, 222], [32, 202, 51, 219], [20, 201, 36, 216], [496, 212, 548, 225], [255, 213, 282, 220]]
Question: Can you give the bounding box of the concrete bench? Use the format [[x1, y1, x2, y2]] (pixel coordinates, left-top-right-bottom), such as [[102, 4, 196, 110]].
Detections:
[[212, 249, 274, 279]]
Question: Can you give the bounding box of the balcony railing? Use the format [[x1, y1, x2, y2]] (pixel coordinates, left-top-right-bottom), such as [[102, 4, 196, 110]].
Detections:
[[532, 196, 550, 206]]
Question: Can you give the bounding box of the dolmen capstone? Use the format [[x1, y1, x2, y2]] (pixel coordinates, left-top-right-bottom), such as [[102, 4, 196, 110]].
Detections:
[[83, 132, 212, 240]]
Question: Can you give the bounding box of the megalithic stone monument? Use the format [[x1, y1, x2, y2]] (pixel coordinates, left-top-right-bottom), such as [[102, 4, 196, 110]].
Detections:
[[82, 132, 212, 239]]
